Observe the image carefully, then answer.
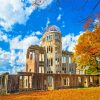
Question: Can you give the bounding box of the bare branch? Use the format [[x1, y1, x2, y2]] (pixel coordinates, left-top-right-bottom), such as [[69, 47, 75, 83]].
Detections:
[[81, 0, 100, 22], [32, 0, 46, 7], [79, 0, 88, 10]]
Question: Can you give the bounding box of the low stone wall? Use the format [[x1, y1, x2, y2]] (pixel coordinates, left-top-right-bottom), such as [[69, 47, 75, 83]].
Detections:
[[0, 73, 100, 94]]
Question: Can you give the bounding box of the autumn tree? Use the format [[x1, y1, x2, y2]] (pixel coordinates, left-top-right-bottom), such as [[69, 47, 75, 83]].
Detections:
[[74, 24, 100, 74]]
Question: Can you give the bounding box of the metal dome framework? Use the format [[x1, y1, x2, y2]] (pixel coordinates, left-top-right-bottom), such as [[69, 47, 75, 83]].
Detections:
[[46, 25, 61, 33]]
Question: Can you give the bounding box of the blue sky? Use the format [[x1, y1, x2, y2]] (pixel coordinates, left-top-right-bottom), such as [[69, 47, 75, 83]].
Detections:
[[0, 0, 99, 74]]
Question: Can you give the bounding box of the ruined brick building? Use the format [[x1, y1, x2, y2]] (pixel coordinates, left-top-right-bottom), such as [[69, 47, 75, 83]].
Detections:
[[26, 25, 76, 74], [0, 25, 100, 93]]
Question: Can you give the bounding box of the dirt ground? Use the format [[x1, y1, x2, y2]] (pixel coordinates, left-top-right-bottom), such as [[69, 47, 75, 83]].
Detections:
[[0, 87, 100, 100]]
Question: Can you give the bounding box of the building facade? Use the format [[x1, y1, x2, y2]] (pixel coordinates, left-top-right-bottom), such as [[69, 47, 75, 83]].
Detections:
[[41, 25, 62, 74], [62, 51, 76, 74], [0, 25, 100, 94], [0, 72, 100, 93], [27, 25, 76, 74], [26, 45, 46, 73]]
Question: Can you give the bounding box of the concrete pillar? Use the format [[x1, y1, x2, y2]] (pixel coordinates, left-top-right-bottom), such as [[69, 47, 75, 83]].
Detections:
[[52, 76, 54, 90], [83, 77, 89, 88], [41, 75, 44, 90], [47, 76, 54, 90], [28, 76, 29, 89], [0, 77, 2, 89], [99, 75, 100, 86], [5, 76, 7, 93], [44, 79, 47, 90], [21, 76, 23, 89]]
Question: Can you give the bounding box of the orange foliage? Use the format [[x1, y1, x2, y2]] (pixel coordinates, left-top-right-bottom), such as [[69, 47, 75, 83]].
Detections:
[[83, 18, 93, 29], [74, 24, 100, 70], [0, 87, 100, 100]]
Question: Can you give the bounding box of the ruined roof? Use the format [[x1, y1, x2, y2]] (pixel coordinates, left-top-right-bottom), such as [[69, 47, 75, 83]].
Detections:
[[28, 45, 40, 49], [45, 25, 61, 33], [62, 50, 73, 55], [28, 45, 45, 51], [27, 45, 45, 55]]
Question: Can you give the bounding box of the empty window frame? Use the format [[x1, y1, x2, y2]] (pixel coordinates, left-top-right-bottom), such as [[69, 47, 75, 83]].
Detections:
[[90, 77, 93, 82], [78, 77, 81, 83], [29, 69, 31, 72], [51, 58, 53, 66], [49, 46, 50, 51], [47, 47, 48, 53], [30, 53, 33, 60], [51, 47, 53, 53], [47, 59, 48, 67], [63, 78, 70, 86], [26, 79, 28, 87], [63, 79, 66, 85]]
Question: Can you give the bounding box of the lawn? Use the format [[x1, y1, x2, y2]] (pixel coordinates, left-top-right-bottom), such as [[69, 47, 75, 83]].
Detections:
[[0, 87, 100, 100]]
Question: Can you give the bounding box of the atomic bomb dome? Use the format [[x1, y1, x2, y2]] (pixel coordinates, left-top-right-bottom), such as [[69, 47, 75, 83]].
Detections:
[[46, 25, 61, 33], [42, 25, 61, 40]]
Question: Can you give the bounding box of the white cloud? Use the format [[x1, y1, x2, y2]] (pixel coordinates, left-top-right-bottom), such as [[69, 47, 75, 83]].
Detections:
[[0, 31, 9, 42], [27, 0, 53, 9], [0, 0, 53, 31], [0, 48, 10, 60], [57, 14, 62, 21], [38, 0, 53, 9], [10, 34, 40, 50], [62, 33, 80, 51], [0, 48, 11, 74], [9, 33, 40, 73], [0, 32, 41, 74], [0, 0, 28, 30], [59, 7, 62, 11], [62, 21, 65, 27], [46, 18, 50, 27], [93, 18, 100, 25], [62, 25, 65, 27], [35, 31, 42, 35]]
